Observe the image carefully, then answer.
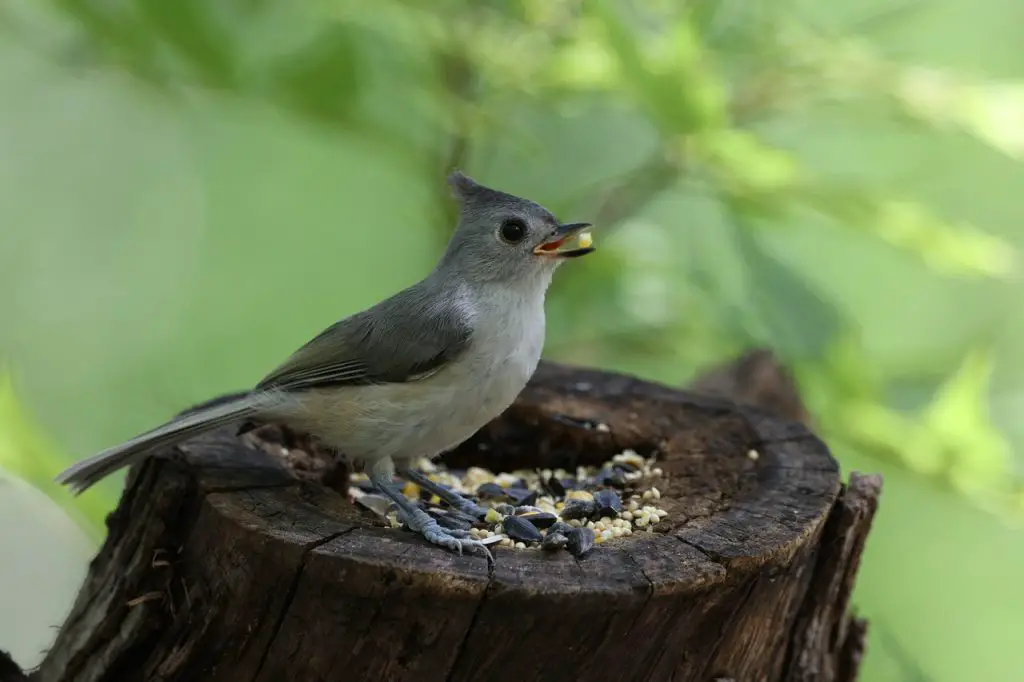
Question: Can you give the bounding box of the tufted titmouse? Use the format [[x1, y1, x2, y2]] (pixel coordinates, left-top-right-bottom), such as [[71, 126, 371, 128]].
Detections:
[[55, 170, 594, 562]]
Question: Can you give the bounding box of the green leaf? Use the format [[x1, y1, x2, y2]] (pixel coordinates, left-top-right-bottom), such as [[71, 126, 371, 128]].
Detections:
[[134, 0, 237, 87], [727, 211, 850, 358], [0, 369, 106, 539], [797, 183, 1017, 279], [270, 24, 362, 125], [920, 347, 1014, 506]]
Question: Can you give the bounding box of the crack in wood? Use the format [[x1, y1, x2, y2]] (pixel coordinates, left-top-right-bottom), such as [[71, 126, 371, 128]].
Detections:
[[442, 577, 493, 682], [251, 528, 357, 682]]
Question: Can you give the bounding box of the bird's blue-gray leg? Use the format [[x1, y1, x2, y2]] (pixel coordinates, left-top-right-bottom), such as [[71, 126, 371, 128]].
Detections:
[[399, 467, 489, 519], [372, 474, 494, 565]]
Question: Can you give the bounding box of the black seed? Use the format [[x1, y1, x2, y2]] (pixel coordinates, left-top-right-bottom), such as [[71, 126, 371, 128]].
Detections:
[[545, 476, 566, 497], [566, 527, 595, 557], [561, 499, 597, 520], [596, 468, 626, 488], [518, 511, 558, 529], [476, 482, 508, 500], [506, 487, 538, 507], [450, 509, 485, 526], [542, 532, 569, 551], [494, 503, 516, 516], [503, 515, 543, 544], [427, 509, 474, 531], [593, 489, 622, 518], [547, 521, 575, 537]]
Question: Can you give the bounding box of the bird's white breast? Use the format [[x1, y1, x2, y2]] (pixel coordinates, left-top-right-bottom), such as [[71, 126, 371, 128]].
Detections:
[[284, 285, 546, 468]]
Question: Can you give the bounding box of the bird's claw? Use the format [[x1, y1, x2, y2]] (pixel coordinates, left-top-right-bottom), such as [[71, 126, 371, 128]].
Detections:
[[448, 498, 489, 520], [404, 508, 494, 566]]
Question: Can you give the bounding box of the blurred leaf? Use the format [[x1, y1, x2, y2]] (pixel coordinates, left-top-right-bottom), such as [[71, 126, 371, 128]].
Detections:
[[544, 25, 621, 92], [689, 128, 805, 200], [894, 70, 1024, 162], [0, 369, 105, 538], [270, 24, 362, 125], [50, 0, 159, 78], [919, 347, 1014, 507], [797, 182, 1017, 279], [135, 0, 237, 87], [585, 0, 728, 134], [781, 31, 1024, 162], [727, 209, 850, 357]]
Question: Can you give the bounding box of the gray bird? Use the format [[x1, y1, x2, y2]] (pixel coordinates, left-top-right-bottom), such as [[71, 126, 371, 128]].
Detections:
[[55, 170, 595, 562]]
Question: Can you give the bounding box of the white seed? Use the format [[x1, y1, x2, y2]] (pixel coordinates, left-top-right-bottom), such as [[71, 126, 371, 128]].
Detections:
[[600, 530, 614, 542], [635, 513, 650, 528], [655, 509, 669, 518], [569, 519, 583, 528], [646, 525, 654, 533], [586, 520, 596, 529], [642, 490, 653, 501], [495, 473, 520, 488], [627, 500, 640, 512], [596, 422, 611, 433], [515, 542, 527, 550], [621, 511, 633, 521], [600, 516, 612, 525], [652, 467, 664, 477], [748, 449, 760, 461], [651, 487, 661, 500]]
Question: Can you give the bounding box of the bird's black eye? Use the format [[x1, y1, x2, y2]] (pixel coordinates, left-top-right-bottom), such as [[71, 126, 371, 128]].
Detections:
[[499, 218, 528, 244]]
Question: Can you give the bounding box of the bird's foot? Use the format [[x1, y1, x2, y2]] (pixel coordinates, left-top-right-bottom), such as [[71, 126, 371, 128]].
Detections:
[[401, 506, 494, 566], [438, 495, 489, 520], [400, 468, 489, 519]]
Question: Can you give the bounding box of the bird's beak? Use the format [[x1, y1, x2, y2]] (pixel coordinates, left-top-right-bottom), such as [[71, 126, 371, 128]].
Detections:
[[533, 222, 595, 258]]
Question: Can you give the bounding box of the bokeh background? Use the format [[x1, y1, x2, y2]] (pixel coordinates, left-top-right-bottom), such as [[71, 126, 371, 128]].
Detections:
[[2, 0, 1023, 678]]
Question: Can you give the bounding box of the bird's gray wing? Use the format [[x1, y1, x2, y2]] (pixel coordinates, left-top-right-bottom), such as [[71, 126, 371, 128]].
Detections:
[[255, 293, 473, 393]]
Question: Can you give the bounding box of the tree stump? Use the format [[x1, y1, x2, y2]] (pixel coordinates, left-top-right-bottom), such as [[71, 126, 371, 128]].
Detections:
[[19, 359, 881, 682]]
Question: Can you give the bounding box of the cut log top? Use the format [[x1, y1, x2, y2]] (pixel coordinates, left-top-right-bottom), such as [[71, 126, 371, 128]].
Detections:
[[27, 358, 879, 682]]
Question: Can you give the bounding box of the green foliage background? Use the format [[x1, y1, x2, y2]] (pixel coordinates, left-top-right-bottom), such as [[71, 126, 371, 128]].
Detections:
[[2, 0, 1024, 678]]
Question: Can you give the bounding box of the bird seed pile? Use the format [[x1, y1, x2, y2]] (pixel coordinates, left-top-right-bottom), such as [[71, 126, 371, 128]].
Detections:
[[347, 449, 669, 558]]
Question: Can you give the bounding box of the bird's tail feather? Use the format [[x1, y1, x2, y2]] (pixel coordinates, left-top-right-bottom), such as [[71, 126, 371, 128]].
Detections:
[[55, 392, 268, 494]]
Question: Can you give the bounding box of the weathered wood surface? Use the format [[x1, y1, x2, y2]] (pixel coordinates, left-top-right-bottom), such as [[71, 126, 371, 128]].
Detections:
[[12, 357, 880, 682]]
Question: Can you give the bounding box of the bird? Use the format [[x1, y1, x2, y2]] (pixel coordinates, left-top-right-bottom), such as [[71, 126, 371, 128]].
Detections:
[[55, 170, 595, 563]]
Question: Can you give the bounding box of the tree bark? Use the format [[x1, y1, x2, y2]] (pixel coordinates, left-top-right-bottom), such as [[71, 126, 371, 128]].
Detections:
[[19, 358, 880, 682]]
